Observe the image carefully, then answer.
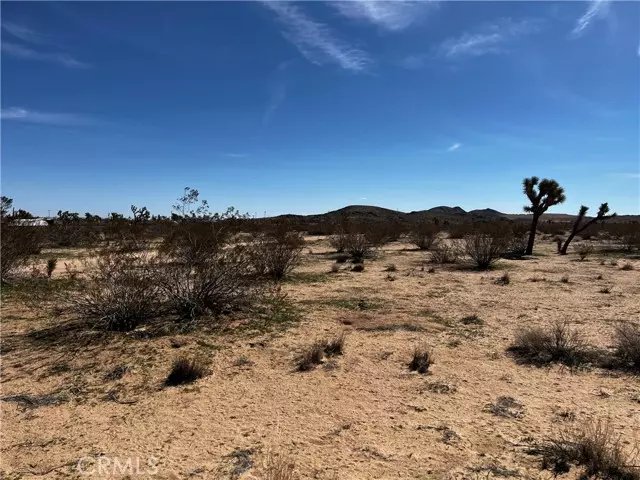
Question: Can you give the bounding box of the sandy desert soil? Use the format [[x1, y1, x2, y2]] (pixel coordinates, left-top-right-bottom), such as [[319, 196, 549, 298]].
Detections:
[[1, 237, 639, 479]]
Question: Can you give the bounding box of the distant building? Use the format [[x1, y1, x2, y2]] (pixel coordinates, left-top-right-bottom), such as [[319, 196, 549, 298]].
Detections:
[[11, 218, 53, 227]]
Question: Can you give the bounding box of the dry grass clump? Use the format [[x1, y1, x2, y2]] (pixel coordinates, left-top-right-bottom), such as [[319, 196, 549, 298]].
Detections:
[[296, 335, 346, 371], [324, 333, 345, 357], [537, 419, 639, 479], [484, 396, 524, 418], [508, 321, 592, 368], [296, 341, 326, 372], [599, 286, 612, 294], [560, 275, 570, 283], [165, 356, 208, 386], [262, 451, 296, 480], [383, 263, 397, 272], [409, 346, 434, 374], [620, 262, 634, 271], [614, 322, 640, 371], [460, 314, 484, 326], [494, 272, 510, 285]]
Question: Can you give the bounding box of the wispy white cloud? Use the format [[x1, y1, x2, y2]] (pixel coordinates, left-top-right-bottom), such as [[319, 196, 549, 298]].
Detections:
[[330, 1, 434, 32], [261, 1, 372, 72], [571, 0, 610, 38], [1, 41, 89, 68], [221, 153, 250, 158], [447, 142, 461, 152], [1, 21, 50, 44], [1, 107, 98, 126], [609, 172, 640, 180], [437, 18, 542, 59], [263, 60, 294, 125]]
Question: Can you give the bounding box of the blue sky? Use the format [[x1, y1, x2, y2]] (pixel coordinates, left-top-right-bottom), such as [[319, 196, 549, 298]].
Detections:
[[1, 1, 639, 217]]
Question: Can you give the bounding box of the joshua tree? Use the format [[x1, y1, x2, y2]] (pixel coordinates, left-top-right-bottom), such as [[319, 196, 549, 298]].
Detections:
[[523, 177, 566, 255], [560, 203, 616, 255]]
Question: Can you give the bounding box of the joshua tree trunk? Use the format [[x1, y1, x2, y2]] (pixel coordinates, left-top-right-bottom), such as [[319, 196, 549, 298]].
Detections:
[[525, 214, 540, 255], [560, 231, 578, 255]]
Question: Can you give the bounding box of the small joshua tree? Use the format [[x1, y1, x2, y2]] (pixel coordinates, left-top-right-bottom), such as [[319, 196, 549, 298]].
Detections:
[[523, 177, 566, 255], [560, 203, 616, 255]]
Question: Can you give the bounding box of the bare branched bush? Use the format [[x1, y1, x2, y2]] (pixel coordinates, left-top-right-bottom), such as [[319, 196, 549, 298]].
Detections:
[[250, 232, 303, 280], [463, 228, 511, 269], [65, 252, 160, 331], [345, 233, 372, 262], [430, 243, 460, 264], [508, 321, 591, 367], [324, 333, 345, 357], [576, 243, 594, 261], [159, 222, 230, 266], [410, 222, 441, 250], [614, 322, 640, 371], [537, 419, 639, 479], [158, 245, 257, 319], [328, 230, 349, 253], [1, 225, 43, 282]]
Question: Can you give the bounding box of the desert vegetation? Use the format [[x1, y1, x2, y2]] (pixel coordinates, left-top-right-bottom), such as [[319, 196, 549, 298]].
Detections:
[[1, 185, 639, 479]]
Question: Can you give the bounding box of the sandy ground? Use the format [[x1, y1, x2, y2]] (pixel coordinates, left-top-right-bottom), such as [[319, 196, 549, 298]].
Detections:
[[1, 237, 639, 479]]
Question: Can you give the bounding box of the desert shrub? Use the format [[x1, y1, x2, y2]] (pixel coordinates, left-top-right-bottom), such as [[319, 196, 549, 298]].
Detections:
[[560, 275, 569, 283], [344, 233, 371, 262], [537, 221, 569, 236], [607, 222, 640, 252], [165, 357, 207, 386], [351, 263, 365, 272], [65, 252, 160, 331], [46, 258, 58, 279], [447, 223, 472, 239], [384, 263, 397, 272], [508, 321, 591, 367], [250, 232, 304, 280], [410, 222, 441, 250], [430, 242, 460, 264], [620, 263, 634, 271], [328, 230, 349, 253], [324, 333, 345, 357], [158, 245, 257, 319], [361, 222, 401, 247], [576, 243, 594, 261], [614, 322, 640, 371], [494, 272, 510, 285], [463, 228, 511, 269], [507, 223, 530, 255], [0, 225, 43, 282], [297, 341, 325, 371], [409, 346, 433, 374], [334, 253, 349, 263], [159, 221, 230, 266], [537, 419, 639, 480]]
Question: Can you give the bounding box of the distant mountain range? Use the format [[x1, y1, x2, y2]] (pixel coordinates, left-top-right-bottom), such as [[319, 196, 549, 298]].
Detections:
[[273, 205, 639, 224]]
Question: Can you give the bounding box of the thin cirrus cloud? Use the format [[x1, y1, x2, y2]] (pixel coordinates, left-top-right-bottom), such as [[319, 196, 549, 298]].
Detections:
[[436, 18, 542, 59], [447, 143, 461, 152], [261, 1, 372, 72], [330, 1, 434, 32], [262, 60, 295, 125], [1, 107, 99, 126], [1, 21, 50, 44], [571, 0, 610, 38], [1, 22, 89, 68]]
